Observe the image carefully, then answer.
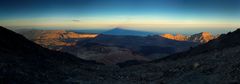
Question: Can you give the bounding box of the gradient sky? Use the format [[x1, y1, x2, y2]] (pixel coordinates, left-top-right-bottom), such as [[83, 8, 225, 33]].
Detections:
[[0, 0, 240, 34]]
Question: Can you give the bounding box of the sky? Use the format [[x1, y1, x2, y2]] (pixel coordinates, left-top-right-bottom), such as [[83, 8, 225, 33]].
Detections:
[[0, 0, 240, 34]]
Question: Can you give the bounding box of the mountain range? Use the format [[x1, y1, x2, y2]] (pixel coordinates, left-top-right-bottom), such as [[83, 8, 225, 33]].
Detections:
[[17, 28, 199, 64], [102, 28, 218, 43], [16, 29, 97, 49], [1, 26, 240, 84], [15, 28, 219, 64]]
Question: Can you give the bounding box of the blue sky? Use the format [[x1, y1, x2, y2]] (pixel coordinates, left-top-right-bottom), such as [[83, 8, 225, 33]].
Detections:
[[0, 0, 240, 34]]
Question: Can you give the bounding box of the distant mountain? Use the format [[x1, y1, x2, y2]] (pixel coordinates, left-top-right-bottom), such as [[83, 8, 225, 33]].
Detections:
[[18, 30, 97, 40], [161, 32, 218, 43], [102, 28, 154, 36], [188, 32, 216, 43], [153, 28, 240, 63], [17, 29, 97, 49], [161, 33, 188, 41], [178, 29, 240, 57], [0, 26, 104, 83]]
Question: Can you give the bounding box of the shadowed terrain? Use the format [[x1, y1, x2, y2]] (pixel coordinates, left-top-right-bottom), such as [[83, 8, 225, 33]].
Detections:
[[1, 26, 240, 84], [0, 26, 109, 84], [18, 28, 199, 64]]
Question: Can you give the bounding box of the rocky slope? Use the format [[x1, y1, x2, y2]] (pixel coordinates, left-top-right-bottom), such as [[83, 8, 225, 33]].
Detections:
[[2, 26, 240, 84], [0, 26, 114, 84], [161, 32, 218, 43], [86, 28, 240, 84], [123, 28, 240, 84]]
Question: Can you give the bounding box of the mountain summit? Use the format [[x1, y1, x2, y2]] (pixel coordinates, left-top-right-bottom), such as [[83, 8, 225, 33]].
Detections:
[[102, 28, 154, 36]]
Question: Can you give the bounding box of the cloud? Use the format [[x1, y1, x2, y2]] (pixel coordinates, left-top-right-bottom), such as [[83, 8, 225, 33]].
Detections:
[[72, 20, 81, 22]]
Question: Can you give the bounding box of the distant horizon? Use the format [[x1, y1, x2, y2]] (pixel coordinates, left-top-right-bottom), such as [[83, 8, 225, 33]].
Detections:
[[7, 26, 238, 35], [1, 0, 239, 34]]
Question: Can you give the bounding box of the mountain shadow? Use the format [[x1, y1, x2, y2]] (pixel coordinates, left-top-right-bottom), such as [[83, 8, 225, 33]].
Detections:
[[101, 28, 155, 36]]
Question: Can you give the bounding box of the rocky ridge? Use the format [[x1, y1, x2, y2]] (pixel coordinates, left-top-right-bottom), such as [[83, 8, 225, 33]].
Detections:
[[18, 30, 97, 47], [161, 32, 218, 43]]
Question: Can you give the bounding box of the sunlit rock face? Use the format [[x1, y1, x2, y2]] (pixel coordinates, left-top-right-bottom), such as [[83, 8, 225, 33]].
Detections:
[[18, 30, 98, 47], [161, 33, 188, 41], [64, 32, 98, 39], [161, 32, 218, 43], [188, 32, 215, 43]]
